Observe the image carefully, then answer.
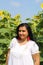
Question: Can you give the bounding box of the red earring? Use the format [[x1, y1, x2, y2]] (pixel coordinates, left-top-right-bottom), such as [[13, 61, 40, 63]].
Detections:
[[27, 36, 30, 41]]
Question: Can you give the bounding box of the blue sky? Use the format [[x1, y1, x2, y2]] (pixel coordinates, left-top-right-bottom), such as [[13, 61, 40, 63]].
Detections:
[[0, 0, 43, 22]]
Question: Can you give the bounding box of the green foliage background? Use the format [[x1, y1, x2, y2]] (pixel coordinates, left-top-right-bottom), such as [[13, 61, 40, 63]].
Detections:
[[0, 10, 43, 65]]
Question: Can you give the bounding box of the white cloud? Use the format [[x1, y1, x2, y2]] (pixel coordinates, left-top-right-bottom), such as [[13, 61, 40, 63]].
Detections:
[[11, 1, 21, 7]]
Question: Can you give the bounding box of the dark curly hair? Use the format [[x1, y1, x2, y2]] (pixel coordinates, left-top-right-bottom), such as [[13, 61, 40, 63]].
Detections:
[[16, 23, 35, 41]]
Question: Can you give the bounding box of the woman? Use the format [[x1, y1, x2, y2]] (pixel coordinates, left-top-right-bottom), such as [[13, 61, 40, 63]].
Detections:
[[6, 23, 40, 65]]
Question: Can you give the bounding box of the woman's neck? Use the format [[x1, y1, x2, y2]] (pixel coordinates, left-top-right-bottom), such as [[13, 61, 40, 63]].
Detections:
[[18, 38, 28, 44]]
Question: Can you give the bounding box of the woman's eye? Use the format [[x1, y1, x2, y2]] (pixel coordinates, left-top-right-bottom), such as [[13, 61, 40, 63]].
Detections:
[[19, 30, 25, 32], [22, 30, 25, 32]]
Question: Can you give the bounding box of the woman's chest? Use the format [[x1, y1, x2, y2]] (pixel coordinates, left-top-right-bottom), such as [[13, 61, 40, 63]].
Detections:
[[10, 44, 32, 58]]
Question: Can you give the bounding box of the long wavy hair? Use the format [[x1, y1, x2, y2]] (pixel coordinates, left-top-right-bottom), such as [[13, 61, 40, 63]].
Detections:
[[16, 23, 35, 41]]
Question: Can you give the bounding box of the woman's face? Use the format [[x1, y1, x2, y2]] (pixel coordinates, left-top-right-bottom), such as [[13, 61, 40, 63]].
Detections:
[[18, 26, 28, 40]]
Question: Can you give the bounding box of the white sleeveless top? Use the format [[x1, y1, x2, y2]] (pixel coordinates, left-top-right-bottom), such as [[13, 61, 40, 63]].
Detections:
[[8, 38, 39, 65]]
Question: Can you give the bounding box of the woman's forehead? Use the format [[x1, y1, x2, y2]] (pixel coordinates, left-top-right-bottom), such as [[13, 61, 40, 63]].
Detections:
[[19, 26, 27, 30]]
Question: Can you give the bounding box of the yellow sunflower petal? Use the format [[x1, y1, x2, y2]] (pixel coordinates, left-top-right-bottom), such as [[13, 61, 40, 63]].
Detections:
[[40, 3, 43, 9]]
